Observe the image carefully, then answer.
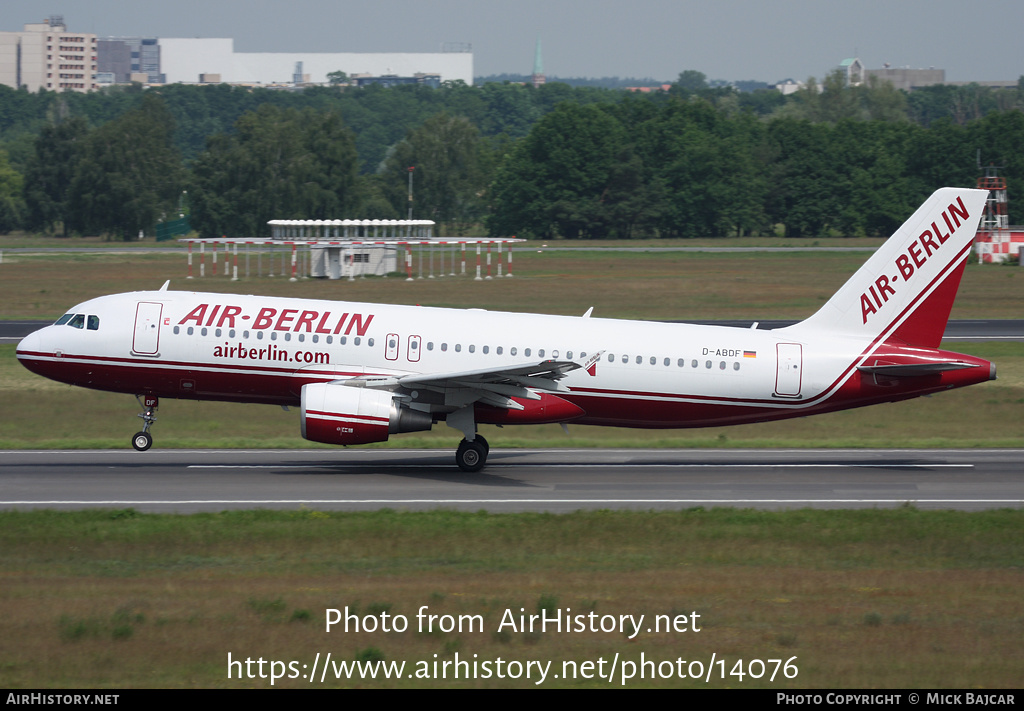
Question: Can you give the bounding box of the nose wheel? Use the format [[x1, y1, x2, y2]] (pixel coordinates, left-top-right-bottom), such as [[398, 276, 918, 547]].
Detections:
[[455, 436, 488, 472], [132, 395, 157, 451]]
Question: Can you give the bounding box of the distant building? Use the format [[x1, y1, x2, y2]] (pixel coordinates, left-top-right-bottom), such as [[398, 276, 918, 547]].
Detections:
[[0, 15, 98, 92], [157, 38, 473, 85], [772, 78, 805, 95], [837, 58, 865, 86], [353, 73, 441, 89], [865, 64, 945, 91], [97, 37, 164, 84]]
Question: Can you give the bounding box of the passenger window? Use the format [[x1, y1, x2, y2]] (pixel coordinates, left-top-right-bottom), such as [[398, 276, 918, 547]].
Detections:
[[427, 342, 434, 351], [649, 356, 655, 365], [552, 350, 559, 358], [733, 362, 740, 371], [469, 345, 475, 353], [269, 331, 276, 341], [188, 327, 195, 336], [496, 346, 503, 355], [216, 328, 222, 338], [230, 329, 236, 338], [719, 361, 726, 370], [622, 355, 628, 364], [68, 314, 85, 329], [326, 336, 333, 344], [340, 336, 347, 345], [482, 346, 489, 354], [538, 349, 545, 358], [354, 337, 362, 346], [455, 344, 462, 352], [368, 338, 374, 347], [441, 343, 448, 352], [678, 358, 684, 367], [692, 359, 698, 368], [202, 327, 209, 337], [510, 347, 516, 356], [607, 354, 614, 362], [87, 315, 100, 330], [566, 351, 573, 359], [174, 326, 180, 335], [525, 348, 531, 357], [705, 360, 712, 369]]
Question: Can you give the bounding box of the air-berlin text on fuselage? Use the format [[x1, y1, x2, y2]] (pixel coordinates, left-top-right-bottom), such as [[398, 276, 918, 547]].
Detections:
[[860, 195, 970, 325], [177, 304, 374, 336]]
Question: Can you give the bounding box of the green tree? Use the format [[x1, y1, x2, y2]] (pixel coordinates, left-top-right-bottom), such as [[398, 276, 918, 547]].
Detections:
[[487, 103, 631, 238], [327, 71, 349, 86], [674, 70, 709, 93], [22, 116, 88, 235], [379, 113, 488, 235], [190, 105, 360, 238], [67, 95, 185, 239], [0, 148, 25, 234]]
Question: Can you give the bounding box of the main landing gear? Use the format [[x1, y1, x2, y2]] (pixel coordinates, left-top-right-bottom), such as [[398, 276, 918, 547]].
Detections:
[[456, 435, 489, 473], [132, 395, 158, 451]]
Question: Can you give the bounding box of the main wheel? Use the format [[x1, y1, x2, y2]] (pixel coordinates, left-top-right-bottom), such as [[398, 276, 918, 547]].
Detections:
[[455, 439, 487, 473], [131, 431, 153, 451], [475, 435, 489, 455]]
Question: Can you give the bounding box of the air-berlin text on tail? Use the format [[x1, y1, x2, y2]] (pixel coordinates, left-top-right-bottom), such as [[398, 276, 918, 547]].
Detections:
[[178, 303, 374, 336], [860, 195, 970, 325]]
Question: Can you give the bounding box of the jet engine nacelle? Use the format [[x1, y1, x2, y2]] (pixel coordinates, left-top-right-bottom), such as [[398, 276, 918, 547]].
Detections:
[[301, 383, 432, 445]]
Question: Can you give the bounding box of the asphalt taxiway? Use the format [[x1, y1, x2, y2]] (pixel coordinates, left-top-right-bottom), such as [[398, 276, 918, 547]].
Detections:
[[1, 448, 1021, 513]]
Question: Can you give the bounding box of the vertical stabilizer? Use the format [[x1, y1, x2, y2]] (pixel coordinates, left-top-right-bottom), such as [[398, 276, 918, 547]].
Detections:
[[781, 188, 988, 349]]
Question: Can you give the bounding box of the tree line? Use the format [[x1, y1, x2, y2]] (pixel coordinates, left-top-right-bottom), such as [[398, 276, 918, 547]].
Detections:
[[0, 72, 1022, 238]]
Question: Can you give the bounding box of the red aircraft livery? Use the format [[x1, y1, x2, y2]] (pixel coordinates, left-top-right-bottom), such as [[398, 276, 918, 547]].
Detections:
[[178, 303, 374, 336]]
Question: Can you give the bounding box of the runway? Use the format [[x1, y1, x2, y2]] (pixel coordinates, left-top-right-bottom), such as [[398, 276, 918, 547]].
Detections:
[[1, 448, 1021, 513]]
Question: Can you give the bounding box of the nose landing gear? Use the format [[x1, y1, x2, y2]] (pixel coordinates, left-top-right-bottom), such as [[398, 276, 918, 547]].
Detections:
[[132, 395, 158, 451]]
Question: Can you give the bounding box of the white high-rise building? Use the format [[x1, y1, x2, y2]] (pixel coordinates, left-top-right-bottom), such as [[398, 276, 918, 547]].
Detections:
[[0, 15, 98, 92]]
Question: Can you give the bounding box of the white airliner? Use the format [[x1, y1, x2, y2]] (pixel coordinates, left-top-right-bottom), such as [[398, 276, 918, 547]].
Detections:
[[17, 188, 995, 471]]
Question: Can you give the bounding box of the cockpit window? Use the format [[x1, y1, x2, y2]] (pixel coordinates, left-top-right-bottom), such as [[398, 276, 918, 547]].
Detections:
[[67, 314, 85, 329], [87, 315, 100, 330], [55, 314, 74, 326]]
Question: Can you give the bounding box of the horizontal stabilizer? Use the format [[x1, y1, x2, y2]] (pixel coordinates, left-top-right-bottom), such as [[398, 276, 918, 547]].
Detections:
[[857, 362, 979, 377]]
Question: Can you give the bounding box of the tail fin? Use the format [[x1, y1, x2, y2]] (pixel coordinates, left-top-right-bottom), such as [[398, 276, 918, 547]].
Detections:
[[782, 187, 988, 349]]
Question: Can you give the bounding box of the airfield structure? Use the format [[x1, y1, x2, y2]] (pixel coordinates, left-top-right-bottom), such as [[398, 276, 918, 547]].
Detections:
[[973, 164, 1023, 264], [179, 219, 522, 282]]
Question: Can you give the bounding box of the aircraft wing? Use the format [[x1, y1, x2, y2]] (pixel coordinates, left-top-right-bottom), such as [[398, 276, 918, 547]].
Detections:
[[348, 360, 581, 410]]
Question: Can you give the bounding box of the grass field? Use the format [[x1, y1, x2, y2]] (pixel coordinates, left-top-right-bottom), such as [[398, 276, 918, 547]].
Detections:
[[1, 247, 1022, 689], [0, 507, 1021, 688]]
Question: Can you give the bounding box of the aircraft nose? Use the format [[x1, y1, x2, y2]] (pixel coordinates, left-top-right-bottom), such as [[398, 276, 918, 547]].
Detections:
[[16, 328, 47, 371], [16, 328, 42, 357]]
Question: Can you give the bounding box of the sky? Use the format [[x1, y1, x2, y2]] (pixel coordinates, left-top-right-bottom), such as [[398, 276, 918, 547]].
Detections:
[[4, 0, 1023, 84]]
